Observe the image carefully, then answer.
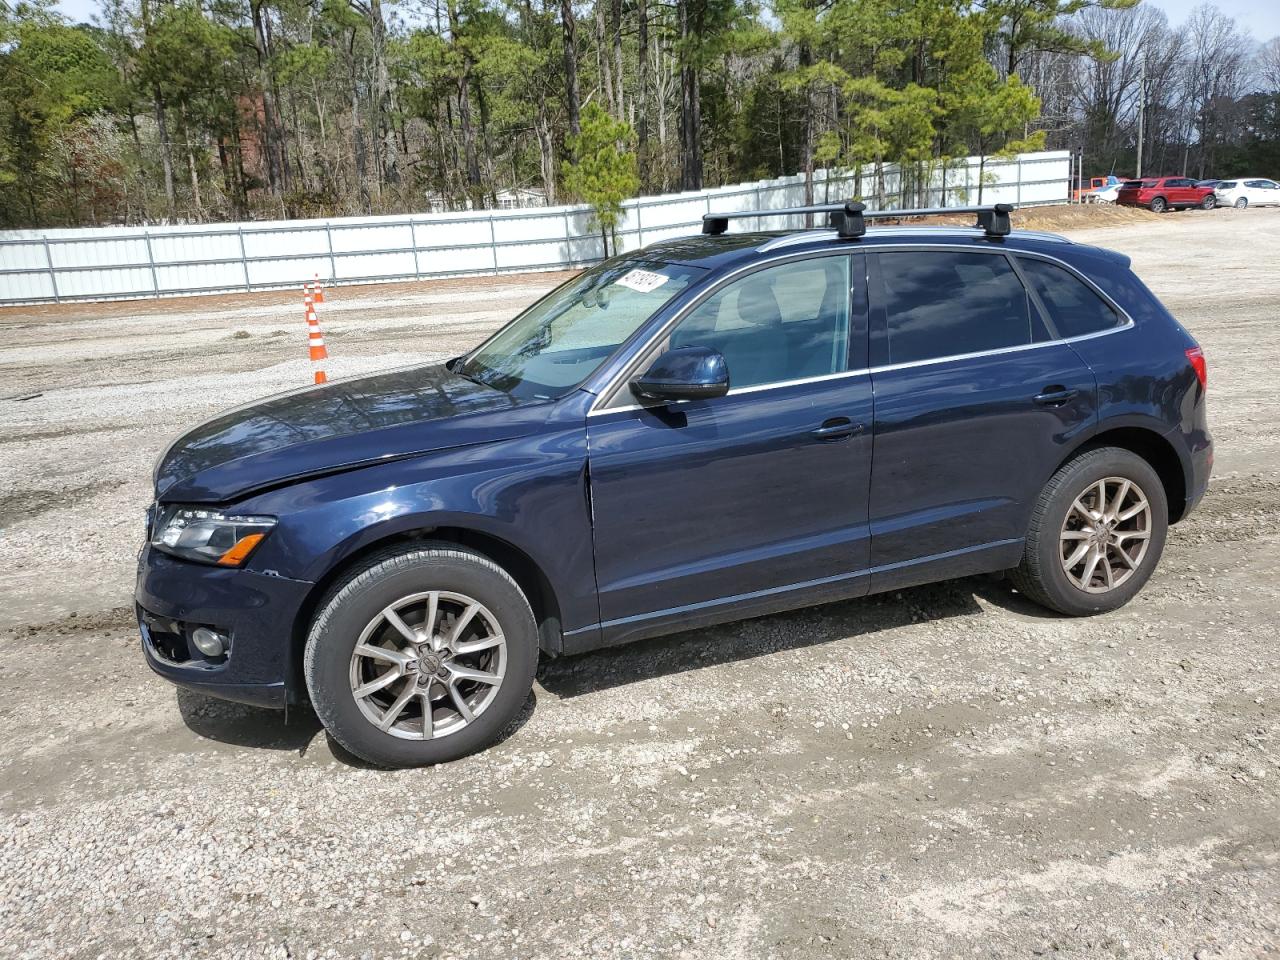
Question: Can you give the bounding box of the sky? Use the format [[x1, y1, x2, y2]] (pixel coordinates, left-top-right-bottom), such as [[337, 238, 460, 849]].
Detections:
[[50, 0, 1279, 44]]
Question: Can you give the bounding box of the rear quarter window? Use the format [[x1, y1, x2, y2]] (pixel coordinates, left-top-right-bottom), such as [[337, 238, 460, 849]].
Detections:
[[1084, 262, 1166, 327], [1018, 257, 1122, 339]]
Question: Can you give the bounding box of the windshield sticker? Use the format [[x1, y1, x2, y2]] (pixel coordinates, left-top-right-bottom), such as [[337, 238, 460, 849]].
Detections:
[[614, 269, 671, 294]]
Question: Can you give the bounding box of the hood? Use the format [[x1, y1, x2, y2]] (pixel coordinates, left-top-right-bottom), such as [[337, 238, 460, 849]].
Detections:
[[155, 362, 542, 502]]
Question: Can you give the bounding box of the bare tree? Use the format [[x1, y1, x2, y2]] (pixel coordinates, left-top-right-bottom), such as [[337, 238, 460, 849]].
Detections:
[[1258, 37, 1280, 92]]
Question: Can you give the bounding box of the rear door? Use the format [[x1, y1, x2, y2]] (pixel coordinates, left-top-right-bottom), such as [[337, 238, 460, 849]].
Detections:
[[1246, 179, 1279, 205], [865, 247, 1097, 591], [585, 253, 873, 646]]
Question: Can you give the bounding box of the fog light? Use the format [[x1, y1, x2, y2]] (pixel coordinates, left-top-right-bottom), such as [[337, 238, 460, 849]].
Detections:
[[191, 627, 228, 658]]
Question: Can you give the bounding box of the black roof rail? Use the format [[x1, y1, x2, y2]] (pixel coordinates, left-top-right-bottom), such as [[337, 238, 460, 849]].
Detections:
[[701, 201, 1015, 240]]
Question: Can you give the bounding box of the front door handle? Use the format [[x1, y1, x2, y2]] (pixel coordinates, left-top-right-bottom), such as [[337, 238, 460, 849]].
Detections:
[[1034, 387, 1080, 407], [811, 417, 863, 441]]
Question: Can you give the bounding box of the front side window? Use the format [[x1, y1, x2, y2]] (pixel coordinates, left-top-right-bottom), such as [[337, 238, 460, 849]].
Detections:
[[656, 256, 852, 389], [1018, 257, 1122, 339], [461, 258, 705, 401], [877, 251, 1040, 365]]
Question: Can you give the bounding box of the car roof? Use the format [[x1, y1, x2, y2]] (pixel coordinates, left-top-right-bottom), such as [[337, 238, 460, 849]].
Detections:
[[637, 225, 1112, 273]]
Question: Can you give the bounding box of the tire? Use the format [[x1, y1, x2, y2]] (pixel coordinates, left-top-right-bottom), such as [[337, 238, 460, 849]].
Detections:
[[1201, 194, 1216, 210], [1235, 197, 1248, 209], [1149, 196, 1167, 213], [304, 543, 539, 767], [1011, 447, 1168, 617]]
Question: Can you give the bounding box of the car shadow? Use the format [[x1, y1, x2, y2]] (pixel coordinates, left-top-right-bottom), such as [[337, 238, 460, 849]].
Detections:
[[176, 686, 538, 768], [967, 576, 1068, 619], [537, 576, 998, 700], [176, 688, 322, 753], [175, 575, 1039, 759]]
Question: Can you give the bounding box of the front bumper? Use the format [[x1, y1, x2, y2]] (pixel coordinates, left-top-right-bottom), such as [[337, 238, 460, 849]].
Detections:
[[135, 543, 314, 709]]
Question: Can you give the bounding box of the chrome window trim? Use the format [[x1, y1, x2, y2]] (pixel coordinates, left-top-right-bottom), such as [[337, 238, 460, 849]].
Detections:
[[587, 241, 1133, 417], [593, 368, 875, 417], [756, 230, 839, 252], [757, 226, 1072, 254], [590, 322, 1135, 417], [867, 320, 1134, 376]]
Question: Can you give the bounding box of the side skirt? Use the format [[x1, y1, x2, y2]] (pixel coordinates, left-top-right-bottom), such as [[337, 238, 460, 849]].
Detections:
[[560, 537, 1023, 656]]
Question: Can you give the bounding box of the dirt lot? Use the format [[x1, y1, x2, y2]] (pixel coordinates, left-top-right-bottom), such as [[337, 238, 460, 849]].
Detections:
[[0, 207, 1277, 959]]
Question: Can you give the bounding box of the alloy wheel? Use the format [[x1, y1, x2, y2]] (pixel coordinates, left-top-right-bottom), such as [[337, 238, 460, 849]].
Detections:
[[1235, 198, 1248, 209], [1059, 477, 1153, 594], [348, 591, 507, 740]]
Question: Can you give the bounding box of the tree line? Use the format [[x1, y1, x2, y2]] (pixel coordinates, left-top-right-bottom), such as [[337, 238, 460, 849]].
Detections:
[[1, 0, 1278, 230]]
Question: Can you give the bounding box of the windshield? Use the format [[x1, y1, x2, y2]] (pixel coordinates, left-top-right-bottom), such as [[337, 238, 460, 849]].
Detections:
[[459, 258, 706, 401]]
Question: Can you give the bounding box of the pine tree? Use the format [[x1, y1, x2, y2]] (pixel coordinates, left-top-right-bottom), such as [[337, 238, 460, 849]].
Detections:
[[563, 103, 640, 257]]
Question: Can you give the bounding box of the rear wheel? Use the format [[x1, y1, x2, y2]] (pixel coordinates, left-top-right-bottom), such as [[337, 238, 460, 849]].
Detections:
[[304, 544, 539, 767], [1235, 197, 1248, 209], [1149, 196, 1168, 213], [1011, 448, 1168, 616]]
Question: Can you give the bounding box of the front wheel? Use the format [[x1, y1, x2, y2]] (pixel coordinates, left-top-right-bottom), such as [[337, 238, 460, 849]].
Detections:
[[304, 544, 538, 767], [1201, 194, 1216, 209], [1235, 197, 1248, 209], [1149, 196, 1167, 213], [1011, 448, 1168, 616]]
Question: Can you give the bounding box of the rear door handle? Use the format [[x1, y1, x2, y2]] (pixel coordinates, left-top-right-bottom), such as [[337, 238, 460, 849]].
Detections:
[[811, 417, 863, 441], [1034, 387, 1079, 407]]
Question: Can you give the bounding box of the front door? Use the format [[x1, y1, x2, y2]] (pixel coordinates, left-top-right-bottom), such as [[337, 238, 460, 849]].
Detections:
[[1166, 178, 1197, 206], [866, 247, 1096, 591], [585, 253, 873, 647]]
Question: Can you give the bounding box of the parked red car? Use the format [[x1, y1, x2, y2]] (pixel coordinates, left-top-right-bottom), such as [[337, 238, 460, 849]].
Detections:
[[1115, 177, 1216, 213]]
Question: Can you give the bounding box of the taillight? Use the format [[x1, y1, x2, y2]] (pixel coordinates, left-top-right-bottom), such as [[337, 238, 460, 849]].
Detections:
[[1186, 346, 1207, 390]]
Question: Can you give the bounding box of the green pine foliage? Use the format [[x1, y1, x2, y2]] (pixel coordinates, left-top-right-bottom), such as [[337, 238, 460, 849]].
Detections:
[[563, 103, 640, 256], [0, 0, 1274, 227]]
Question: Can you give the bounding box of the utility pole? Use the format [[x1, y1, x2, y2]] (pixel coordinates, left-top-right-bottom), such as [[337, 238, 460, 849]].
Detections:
[[1135, 60, 1146, 178]]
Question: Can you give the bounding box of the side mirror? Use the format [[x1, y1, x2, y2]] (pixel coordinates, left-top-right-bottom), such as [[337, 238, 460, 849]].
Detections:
[[630, 345, 729, 402]]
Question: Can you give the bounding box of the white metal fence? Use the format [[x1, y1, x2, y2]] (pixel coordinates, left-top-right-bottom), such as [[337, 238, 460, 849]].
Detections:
[[0, 150, 1070, 305]]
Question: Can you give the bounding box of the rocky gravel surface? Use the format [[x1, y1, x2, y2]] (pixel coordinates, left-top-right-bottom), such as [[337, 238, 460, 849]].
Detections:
[[0, 210, 1277, 959]]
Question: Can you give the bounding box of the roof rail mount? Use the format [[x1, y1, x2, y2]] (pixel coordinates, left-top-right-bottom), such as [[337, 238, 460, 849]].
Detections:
[[701, 201, 1016, 239]]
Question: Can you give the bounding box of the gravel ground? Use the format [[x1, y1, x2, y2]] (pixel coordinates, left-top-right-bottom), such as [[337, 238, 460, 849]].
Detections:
[[0, 209, 1277, 959]]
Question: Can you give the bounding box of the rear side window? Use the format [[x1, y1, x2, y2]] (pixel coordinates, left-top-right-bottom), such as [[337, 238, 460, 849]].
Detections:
[[877, 251, 1041, 364], [1018, 257, 1122, 338]]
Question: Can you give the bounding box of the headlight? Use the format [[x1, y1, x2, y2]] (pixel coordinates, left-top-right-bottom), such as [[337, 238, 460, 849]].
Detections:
[[151, 506, 276, 566]]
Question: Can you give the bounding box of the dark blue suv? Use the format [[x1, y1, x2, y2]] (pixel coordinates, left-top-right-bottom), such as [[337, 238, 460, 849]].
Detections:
[[137, 203, 1212, 767]]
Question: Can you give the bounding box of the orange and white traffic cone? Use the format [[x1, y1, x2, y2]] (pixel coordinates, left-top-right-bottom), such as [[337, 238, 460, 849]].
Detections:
[[312, 273, 325, 303], [305, 292, 328, 385]]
